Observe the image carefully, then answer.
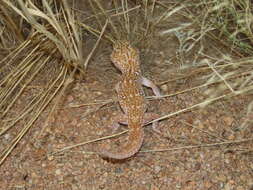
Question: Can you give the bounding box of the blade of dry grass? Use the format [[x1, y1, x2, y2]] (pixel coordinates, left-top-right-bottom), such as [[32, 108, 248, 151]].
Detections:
[[141, 138, 253, 153], [84, 19, 108, 68]]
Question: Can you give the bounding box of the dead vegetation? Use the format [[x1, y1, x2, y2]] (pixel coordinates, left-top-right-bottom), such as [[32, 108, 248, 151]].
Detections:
[[0, 0, 83, 165]]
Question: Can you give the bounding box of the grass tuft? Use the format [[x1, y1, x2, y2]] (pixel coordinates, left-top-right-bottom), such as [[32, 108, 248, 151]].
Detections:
[[0, 0, 83, 166]]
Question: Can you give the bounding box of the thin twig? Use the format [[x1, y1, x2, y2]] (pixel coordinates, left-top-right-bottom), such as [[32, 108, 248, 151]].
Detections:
[[140, 138, 253, 153], [50, 130, 128, 155], [84, 19, 108, 68]]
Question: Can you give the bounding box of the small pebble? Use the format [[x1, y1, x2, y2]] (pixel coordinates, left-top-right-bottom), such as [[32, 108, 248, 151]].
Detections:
[[55, 169, 61, 175]]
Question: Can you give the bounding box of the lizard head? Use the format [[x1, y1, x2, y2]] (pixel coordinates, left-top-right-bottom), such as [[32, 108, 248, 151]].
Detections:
[[111, 40, 140, 73]]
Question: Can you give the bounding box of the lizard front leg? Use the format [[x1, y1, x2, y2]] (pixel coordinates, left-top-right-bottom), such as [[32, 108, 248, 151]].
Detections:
[[140, 76, 162, 97]]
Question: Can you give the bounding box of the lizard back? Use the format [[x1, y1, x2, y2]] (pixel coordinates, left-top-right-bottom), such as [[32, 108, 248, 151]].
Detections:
[[99, 41, 147, 159]]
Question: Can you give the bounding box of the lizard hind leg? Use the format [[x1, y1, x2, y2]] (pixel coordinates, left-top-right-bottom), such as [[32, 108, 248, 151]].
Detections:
[[143, 112, 162, 134], [106, 113, 128, 133]]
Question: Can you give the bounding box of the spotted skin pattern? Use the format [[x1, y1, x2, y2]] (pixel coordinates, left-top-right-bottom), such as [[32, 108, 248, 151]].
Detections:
[[99, 41, 161, 159]]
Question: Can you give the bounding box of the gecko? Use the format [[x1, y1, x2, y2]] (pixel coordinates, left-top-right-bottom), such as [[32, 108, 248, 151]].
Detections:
[[99, 40, 161, 159]]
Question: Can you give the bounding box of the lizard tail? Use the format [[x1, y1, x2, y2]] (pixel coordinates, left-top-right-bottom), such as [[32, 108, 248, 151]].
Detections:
[[98, 126, 144, 160]]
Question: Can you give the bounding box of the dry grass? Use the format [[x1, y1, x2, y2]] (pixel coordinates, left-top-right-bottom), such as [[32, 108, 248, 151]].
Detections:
[[157, 0, 253, 129], [0, 0, 84, 165]]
